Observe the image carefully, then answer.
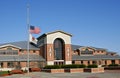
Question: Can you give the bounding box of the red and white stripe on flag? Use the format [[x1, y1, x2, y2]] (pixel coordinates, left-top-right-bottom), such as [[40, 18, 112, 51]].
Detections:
[[30, 26, 40, 34]]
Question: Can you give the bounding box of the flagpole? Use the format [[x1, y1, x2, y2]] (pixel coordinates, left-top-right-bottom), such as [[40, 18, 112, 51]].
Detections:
[[27, 3, 30, 74]]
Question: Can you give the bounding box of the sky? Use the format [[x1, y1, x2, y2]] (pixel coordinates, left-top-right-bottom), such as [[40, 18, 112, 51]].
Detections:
[[0, 0, 120, 54]]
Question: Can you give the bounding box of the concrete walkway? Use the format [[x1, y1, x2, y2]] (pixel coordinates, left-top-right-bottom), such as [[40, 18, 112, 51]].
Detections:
[[1, 70, 120, 78]]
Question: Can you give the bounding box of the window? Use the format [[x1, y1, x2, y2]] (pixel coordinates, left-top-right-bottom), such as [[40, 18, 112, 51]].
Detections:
[[19, 49, 24, 54], [81, 61, 83, 64], [105, 60, 107, 65], [72, 61, 75, 64], [92, 61, 97, 64], [7, 47, 12, 50], [88, 61, 90, 65], [111, 60, 115, 64], [7, 62, 14, 68], [33, 50, 36, 53], [81, 48, 93, 55], [0, 62, 3, 68], [54, 38, 64, 60], [13, 51, 18, 55], [0, 51, 6, 54], [0, 47, 18, 55]]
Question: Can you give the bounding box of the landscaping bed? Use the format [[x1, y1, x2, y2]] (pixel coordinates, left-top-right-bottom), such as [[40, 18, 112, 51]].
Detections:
[[84, 67, 104, 73], [43, 64, 104, 73], [64, 68, 84, 73], [11, 69, 24, 74], [84, 64, 104, 73], [43, 64, 85, 73], [104, 64, 120, 70], [29, 68, 41, 72]]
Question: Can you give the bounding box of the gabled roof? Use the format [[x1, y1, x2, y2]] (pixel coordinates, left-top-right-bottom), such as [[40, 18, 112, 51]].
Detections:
[[37, 30, 72, 40], [46, 30, 72, 36], [0, 44, 21, 49], [0, 41, 39, 50], [71, 45, 107, 51]]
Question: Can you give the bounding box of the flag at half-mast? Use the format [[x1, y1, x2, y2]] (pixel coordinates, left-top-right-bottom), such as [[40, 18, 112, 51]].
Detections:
[[30, 26, 40, 34]]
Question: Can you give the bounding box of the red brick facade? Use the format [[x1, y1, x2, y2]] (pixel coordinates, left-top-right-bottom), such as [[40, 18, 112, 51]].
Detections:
[[0, 30, 120, 71]]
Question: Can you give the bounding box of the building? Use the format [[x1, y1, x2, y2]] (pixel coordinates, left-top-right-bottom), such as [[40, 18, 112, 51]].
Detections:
[[0, 30, 120, 70]]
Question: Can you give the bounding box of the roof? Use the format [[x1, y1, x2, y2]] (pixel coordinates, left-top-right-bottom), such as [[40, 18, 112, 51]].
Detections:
[[0, 41, 116, 54], [107, 51, 117, 54], [72, 55, 120, 60], [91, 47, 107, 50], [71, 45, 107, 51], [0, 54, 45, 62], [71, 45, 83, 50], [0, 41, 40, 50], [37, 30, 72, 40]]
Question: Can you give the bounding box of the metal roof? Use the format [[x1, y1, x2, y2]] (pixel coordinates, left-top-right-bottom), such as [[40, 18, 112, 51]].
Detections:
[[72, 55, 120, 60], [0, 54, 45, 62], [91, 47, 107, 50], [0, 41, 118, 56], [71, 45, 107, 51], [71, 45, 83, 50], [0, 41, 40, 50]]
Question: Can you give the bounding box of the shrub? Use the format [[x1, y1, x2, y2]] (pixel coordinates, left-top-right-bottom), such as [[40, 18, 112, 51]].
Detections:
[[44, 64, 86, 69], [61, 64, 86, 68], [102, 65, 107, 67], [0, 71, 10, 75], [44, 65, 60, 69], [61, 64, 77, 68], [108, 64, 119, 67], [78, 64, 86, 68], [87, 64, 98, 68]]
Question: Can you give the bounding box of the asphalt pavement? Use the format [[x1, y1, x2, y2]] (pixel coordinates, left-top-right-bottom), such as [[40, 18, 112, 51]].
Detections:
[[1, 70, 120, 78]]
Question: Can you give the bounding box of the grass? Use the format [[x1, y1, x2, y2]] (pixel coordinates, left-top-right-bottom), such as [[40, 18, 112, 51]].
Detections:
[[0, 71, 10, 75]]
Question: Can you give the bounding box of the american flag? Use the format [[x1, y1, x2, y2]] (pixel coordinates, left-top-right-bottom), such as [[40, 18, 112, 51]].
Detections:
[[30, 26, 40, 34]]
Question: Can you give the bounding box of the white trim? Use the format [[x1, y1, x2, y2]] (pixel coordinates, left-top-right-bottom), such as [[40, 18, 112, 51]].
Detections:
[[21, 67, 29, 71], [0, 68, 15, 71], [80, 54, 94, 56], [46, 30, 72, 37], [46, 32, 71, 44], [65, 61, 72, 65], [54, 60, 64, 62], [79, 46, 96, 51], [47, 61, 54, 65], [0, 44, 21, 49]]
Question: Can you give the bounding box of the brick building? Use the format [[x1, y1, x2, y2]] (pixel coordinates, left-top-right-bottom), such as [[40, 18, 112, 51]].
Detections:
[[0, 30, 120, 71]]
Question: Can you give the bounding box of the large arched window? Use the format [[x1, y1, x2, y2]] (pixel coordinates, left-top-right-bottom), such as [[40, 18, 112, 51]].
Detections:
[[54, 38, 64, 60]]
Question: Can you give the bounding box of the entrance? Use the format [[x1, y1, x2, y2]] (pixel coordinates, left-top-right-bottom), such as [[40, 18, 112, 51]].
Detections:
[[54, 38, 65, 60]]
